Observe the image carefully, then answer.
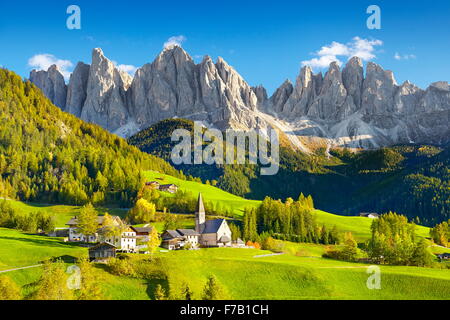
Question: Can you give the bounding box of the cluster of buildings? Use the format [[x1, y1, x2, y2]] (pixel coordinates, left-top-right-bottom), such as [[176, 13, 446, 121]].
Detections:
[[62, 192, 239, 261], [65, 215, 152, 260], [145, 181, 178, 193], [161, 193, 236, 250]]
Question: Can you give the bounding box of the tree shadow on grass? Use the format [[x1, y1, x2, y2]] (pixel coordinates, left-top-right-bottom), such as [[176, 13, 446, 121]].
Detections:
[[0, 235, 83, 249]]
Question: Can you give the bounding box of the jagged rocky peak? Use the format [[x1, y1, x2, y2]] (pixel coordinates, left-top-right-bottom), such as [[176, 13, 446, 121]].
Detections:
[[342, 57, 364, 109], [361, 61, 398, 115], [29, 64, 67, 110], [65, 62, 90, 117], [270, 79, 293, 114], [29, 47, 450, 148], [80, 48, 131, 132]]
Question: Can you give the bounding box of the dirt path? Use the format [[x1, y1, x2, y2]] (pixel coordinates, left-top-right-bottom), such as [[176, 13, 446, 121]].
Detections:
[[253, 253, 285, 258], [0, 264, 43, 274]]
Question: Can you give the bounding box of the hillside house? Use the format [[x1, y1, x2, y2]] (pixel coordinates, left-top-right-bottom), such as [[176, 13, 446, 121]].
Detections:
[[89, 242, 116, 262], [163, 193, 232, 250], [159, 184, 179, 193], [360, 212, 380, 219], [436, 253, 450, 260]]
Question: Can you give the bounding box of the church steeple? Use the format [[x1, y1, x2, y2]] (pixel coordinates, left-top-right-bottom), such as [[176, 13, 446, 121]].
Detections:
[[195, 193, 206, 233]]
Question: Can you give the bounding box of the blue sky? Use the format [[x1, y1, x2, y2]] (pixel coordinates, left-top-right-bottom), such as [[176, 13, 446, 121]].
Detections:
[[0, 0, 449, 93]]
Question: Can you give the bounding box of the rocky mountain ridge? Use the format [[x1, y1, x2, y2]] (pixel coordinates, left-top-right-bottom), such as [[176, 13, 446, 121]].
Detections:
[[29, 47, 450, 150]]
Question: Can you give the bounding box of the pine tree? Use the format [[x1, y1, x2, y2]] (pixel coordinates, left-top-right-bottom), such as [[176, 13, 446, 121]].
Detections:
[[32, 260, 74, 300], [202, 275, 224, 300], [182, 283, 194, 300], [77, 257, 103, 300]]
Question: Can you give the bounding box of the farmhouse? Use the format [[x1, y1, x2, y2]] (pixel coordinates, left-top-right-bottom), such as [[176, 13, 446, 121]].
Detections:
[[360, 212, 380, 219], [159, 184, 179, 193], [163, 193, 232, 249], [66, 215, 137, 252], [145, 181, 179, 193], [436, 253, 450, 260], [89, 242, 116, 262], [161, 229, 200, 250]]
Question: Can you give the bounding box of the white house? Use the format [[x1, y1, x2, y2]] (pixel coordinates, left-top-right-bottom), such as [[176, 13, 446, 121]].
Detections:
[[66, 215, 137, 252]]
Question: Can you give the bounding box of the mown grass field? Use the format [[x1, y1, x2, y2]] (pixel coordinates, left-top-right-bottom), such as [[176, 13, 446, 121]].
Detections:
[[1, 228, 449, 300]]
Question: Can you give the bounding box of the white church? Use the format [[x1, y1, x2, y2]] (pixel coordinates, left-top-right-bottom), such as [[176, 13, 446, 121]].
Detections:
[[162, 193, 232, 249]]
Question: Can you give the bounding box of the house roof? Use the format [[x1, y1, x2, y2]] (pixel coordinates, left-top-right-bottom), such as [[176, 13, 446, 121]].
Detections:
[[163, 230, 182, 239], [360, 212, 379, 217], [203, 219, 226, 234], [89, 242, 116, 251], [160, 184, 178, 188], [66, 215, 121, 226], [177, 229, 200, 236], [131, 226, 152, 234]]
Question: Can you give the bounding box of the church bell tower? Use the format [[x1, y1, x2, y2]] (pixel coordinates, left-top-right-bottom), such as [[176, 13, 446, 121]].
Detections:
[[195, 193, 206, 233]]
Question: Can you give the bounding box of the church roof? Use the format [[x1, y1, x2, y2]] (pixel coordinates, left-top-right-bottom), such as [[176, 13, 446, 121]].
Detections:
[[203, 219, 226, 234]]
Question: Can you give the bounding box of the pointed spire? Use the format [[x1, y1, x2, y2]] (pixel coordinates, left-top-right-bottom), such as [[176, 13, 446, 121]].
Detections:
[[197, 192, 205, 215], [195, 193, 206, 233]]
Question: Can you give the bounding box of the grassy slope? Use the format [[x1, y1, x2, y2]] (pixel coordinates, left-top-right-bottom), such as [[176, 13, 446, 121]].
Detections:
[[143, 171, 261, 216], [4, 170, 434, 242], [143, 248, 450, 300], [0, 228, 150, 299], [144, 170, 433, 242], [4, 200, 128, 228], [1, 229, 449, 300]]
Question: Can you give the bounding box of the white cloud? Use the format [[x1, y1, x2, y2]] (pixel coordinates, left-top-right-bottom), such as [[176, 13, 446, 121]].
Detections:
[[28, 54, 73, 80], [302, 37, 383, 70], [116, 63, 137, 76], [163, 35, 187, 49], [394, 52, 416, 60]]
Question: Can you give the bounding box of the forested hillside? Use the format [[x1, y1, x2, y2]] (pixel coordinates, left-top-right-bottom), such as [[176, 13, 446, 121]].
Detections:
[[129, 119, 450, 226], [0, 69, 180, 206]]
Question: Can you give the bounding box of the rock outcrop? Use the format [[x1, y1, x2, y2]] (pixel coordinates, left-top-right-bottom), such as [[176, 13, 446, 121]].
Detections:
[[30, 65, 67, 110], [29, 46, 450, 150], [65, 62, 90, 117]]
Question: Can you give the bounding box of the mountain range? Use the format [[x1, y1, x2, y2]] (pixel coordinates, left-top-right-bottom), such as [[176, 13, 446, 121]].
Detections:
[[29, 46, 450, 150]]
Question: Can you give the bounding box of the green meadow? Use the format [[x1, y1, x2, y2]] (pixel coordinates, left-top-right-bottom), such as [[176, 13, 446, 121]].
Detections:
[[0, 228, 449, 300]]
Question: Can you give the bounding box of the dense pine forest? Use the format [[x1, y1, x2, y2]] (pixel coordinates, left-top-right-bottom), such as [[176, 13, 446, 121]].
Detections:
[[0, 69, 181, 207]]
